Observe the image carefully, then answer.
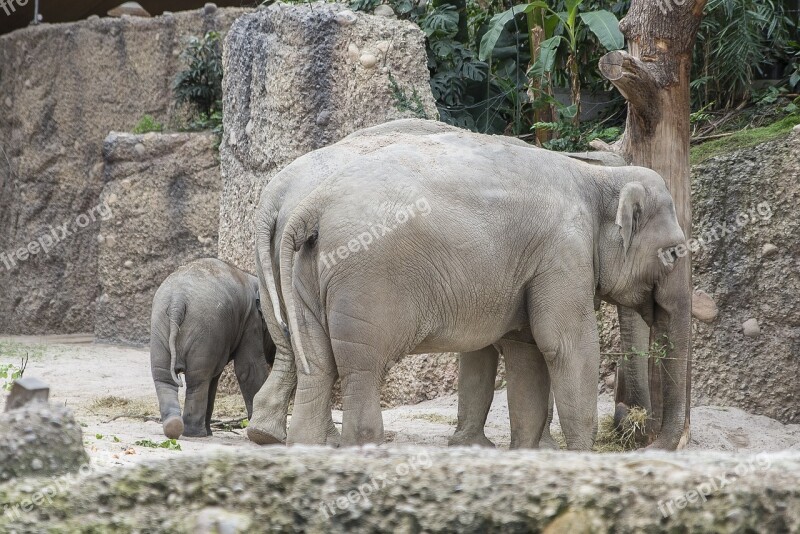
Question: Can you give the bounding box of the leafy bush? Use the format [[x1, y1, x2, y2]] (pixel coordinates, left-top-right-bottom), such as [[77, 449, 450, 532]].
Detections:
[[693, 0, 795, 110], [173, 31, 223, 117], [132, 115, 163, 134], [0, 355, 26, 392]]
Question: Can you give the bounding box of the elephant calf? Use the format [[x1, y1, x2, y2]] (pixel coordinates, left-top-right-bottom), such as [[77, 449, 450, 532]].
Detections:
[[150, 258, 275, 438]]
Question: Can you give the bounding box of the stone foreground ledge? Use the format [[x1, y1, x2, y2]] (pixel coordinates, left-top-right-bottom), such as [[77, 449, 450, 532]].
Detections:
[[1, 447, 797, 532]]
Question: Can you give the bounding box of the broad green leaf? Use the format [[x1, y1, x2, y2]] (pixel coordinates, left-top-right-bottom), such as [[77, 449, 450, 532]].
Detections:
[[528, 36, 563, 79], [558, 103, 578, 119], [790, 71, 800, 88], [479, 2, 549, 61], [565, 0, 583, 29], [580, 10, 625, 51]]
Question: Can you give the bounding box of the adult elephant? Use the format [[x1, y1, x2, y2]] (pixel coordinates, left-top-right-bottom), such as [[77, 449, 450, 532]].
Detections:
[[275, 127, 690, 450], [247, 119, 558, 448]]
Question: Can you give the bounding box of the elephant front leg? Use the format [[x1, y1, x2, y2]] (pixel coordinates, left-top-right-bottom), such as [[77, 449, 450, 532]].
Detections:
[[615, 305, 652, 429], [448, 346, 498, 448], [530, 289, 599, 451], [503, 341, 551, 449]]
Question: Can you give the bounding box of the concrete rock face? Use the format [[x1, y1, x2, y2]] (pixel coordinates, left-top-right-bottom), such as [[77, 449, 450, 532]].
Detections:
[[0, 448, 797, 531], [0, 7, 245, 335], [219, 3, 436, 271], [0, 402, 88, 482], [688, 132, 800, 424], [95, 132, 220, 345]]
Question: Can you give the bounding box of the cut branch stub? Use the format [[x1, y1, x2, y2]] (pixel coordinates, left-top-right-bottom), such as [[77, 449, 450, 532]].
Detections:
[[599, 51, 660, 134]]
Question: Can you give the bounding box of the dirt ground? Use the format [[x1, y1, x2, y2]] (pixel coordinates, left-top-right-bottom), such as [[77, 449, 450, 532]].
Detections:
[[1, 335, 797, 473]]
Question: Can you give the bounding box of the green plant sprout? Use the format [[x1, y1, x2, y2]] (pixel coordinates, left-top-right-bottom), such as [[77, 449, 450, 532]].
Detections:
[[134, 439, 182, 451]]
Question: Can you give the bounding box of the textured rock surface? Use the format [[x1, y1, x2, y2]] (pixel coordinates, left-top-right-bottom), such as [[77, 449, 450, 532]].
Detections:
[[0, 7, 246, 335], [219, 2, 436, 271], [0, 447, 797, 531], [0, 402, 88, 482], [95, 132, 220, 345], [593, 132, 800, 423], [688, 131, 800, 424]]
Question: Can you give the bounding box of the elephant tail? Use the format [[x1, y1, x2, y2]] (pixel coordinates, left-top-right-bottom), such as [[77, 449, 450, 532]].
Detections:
[[255, 199, 289, 339], [279, 196, 323, 376], [167, 296, 187, 387]]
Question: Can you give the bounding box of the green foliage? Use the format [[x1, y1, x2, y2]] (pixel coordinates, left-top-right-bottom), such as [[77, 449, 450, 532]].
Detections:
[[691, 114, 800, 164], [0, 360, 24, 392], [532, 120, 620, 151], [693, 0, 795, 110], [132, 115, 163, 134], [388, 72, 429, 118], [173, 31, 223, 118], [134, 439, 182, 451]]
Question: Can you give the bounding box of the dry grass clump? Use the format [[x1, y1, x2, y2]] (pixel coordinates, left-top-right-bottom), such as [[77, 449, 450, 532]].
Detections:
[[549, 407, 649, 453]]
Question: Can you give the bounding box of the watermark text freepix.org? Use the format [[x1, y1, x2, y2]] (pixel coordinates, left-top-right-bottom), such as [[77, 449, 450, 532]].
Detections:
[[0, 202, 113, 271], [3, 463, 94, 521], [318, 450, 433, 519], [320, 197, 432, 269], [657, 453, 771, 518], [0, 0, 29, 17], [657, 202, 772, 267]]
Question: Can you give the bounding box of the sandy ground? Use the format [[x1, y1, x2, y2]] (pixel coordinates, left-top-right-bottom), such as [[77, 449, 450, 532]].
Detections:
[[1, 335, 797, 473]]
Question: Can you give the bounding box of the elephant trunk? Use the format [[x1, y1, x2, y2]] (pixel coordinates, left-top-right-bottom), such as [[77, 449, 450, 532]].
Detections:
[[648, 271, 692, 450]]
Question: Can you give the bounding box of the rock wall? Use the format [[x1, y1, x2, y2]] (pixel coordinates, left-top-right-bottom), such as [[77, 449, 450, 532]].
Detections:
[[218, 2, 437, 272], [0, 6, 246, 335], [1, 447, 797, 531], [688, 130, 800, 424], [95, 132, 220, 345]]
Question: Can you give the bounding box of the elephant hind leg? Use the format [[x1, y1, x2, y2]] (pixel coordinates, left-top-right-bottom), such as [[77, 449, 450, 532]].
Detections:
[[204, 374, 221, 436], [285, 299, 339, 446], [503, 340, 550, 449], [449, 346, 498, 448]]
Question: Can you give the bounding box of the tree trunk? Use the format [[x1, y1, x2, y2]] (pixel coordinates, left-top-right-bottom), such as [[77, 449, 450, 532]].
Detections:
[[595, 0, 707, 448]]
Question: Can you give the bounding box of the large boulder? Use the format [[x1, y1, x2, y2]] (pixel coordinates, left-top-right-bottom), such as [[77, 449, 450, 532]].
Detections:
[[0, 402, 88, 483], [218, 2, 437, 271], [689, 131, 800, 424], [0, 447, 797, 531], [0, 7, 246, 335], [95, 132, 221, 345]]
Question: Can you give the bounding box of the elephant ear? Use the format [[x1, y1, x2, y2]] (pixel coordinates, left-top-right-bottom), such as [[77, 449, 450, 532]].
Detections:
[[615, 182, 647, 255]]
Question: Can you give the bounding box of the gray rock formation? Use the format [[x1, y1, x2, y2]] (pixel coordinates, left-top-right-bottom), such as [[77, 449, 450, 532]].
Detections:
[[0, 447, 797, 531], [0, 7, 246, 335], [0, 402, 88, 483], [95, 132, 221, 345], [689, 131, 800, 424], [218, 2, 437, 271]]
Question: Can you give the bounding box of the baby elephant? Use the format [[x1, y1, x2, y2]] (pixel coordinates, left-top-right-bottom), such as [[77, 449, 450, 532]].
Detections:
[[150, 258, 275, 438]]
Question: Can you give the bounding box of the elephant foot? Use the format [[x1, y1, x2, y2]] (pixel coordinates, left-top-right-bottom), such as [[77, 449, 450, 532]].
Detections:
[[162, 416, 184, 439], [182, 426, 210, 438], [613, 402, 630, 432], [247, 425, 286, 446], [538, 428, 560, 450], [448, 431, 495, 448], [326, 422, 342, 448]]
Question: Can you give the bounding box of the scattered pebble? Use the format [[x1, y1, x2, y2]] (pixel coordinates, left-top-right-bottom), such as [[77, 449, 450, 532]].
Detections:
[[742, 318, 760, 338], [762, 243, 778, 257], [360, 53, 378, 68]]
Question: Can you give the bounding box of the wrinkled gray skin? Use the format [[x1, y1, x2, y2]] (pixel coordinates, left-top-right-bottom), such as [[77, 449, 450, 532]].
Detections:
[[247, 120, 559, 449], [150, 258, 275, 438], [277, 126, 689, 450], [249, 120, 631, 449]]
